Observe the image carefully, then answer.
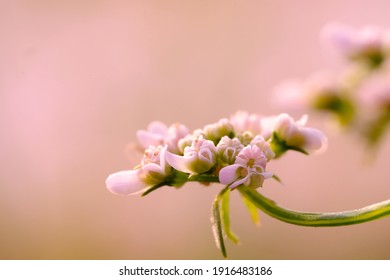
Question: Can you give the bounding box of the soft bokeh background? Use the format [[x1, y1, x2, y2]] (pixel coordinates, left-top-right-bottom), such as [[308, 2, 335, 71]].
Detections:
[[2, 0, 390, 259]]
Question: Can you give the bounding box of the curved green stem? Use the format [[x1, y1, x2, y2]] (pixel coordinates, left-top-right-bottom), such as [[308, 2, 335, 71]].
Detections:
[[238, 185, 390, 226]]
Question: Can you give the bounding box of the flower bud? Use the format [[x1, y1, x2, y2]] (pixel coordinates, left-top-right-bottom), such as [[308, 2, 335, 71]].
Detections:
[[273, 114, 328, 155], [216, 136, 244, 165], [166, 136, 217, 174]]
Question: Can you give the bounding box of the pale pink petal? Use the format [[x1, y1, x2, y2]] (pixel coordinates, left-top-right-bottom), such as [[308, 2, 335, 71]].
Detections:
[[136, 121, 168, 149], [261, 171, 274, 179], [159, 145, 169, 173], [260, 115, 278, 140], [141, 163, 164, 174], [301, 128, 328, 154], [136, 130, 164, 149], [219, 164, 241, 185], [229, 175, 249, 189], [274, 113, 297, 139], [106, 170, 148, 195], [297, 114, 308, 126], [199, 148, 213, 163], [165, 151, 196, 173], [166, 123, 189, 154]]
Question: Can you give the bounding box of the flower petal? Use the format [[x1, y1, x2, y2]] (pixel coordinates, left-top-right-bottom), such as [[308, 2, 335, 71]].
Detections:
[[136, 130, 164, 149], [229, 176, 249, 189], [106, 170, 148, 195], [261, 171, 273, 179], [219, 164, 241, 185], [165, 151, 196, 173], [301, 127, 328, 154]]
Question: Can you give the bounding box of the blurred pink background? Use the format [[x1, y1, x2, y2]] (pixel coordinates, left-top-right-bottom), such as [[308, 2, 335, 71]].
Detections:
[[1, 0, 390, 259]]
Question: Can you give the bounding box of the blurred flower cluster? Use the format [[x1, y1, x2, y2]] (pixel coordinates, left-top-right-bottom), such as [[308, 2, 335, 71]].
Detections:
[[106, 111, 327, 196], [275, 22, 390, 150]]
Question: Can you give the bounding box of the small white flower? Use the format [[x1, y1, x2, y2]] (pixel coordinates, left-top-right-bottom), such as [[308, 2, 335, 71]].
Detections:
[[106, 170, 148, 195], [250, 135, 275, 161], [202, 118, 234, 144], [136, 121, 167, 148], [216, 136, 244, 165], [106, 145, 170, 195], [274, 114, 328, 154], [177, 129, 204, 154], [219, 145, 272, 189], [166, 123, 190, 154], [166, 136, 217, 174], [273, 72, 343, 114], [137, 121, 189, 154], [321, 22, 390, 60], [230, 111, 263, 135]]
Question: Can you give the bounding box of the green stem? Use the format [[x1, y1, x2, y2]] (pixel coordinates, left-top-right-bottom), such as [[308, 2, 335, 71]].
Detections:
[[221, 188, 240, 244], [211, 192, 227, 258], [188, 174, 221, 183], [238, 185, 390, 227]]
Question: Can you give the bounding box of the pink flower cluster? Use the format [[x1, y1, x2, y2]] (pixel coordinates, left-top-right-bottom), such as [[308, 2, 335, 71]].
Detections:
[[106, 111, 327, 195], [274, 23, 390, 147]]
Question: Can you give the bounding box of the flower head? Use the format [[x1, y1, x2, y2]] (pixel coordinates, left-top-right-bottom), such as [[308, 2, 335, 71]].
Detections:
[[166, 136, 217, 174], [219, 145, 272, 189]]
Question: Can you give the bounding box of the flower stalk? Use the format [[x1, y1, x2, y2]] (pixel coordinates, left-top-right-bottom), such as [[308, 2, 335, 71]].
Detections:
[[238, 185, 390, 227]]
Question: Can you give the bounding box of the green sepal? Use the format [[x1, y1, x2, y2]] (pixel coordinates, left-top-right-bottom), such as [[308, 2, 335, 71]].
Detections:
[[221, 188, 240, 244], [270, 132, 309, 158], [242, 194, 261, 226], [363, 110, 390, 150], [272, 174, 283, 185], [141, 182, 167, 197], [211, 193, 227, 258], [311, 93, 355, 127]]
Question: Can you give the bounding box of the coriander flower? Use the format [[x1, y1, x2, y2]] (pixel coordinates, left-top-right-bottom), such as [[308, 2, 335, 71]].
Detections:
[[166, 136, 217, 174], [230, 111, 263, 135], [202, 118, 234, 144], [137, 121, 189, 154], [273, 72, 343, 113], [216, 136, 244, 165], [136, 121, 167, 148], [273, 114, 328, 155], [321, 22, 390, 65], [219, 145, 272, 189], [166, 123, 190, 154], [250, 135, 275, 161], [259, 115, 279, 140], [106, 145, 170, 195]]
